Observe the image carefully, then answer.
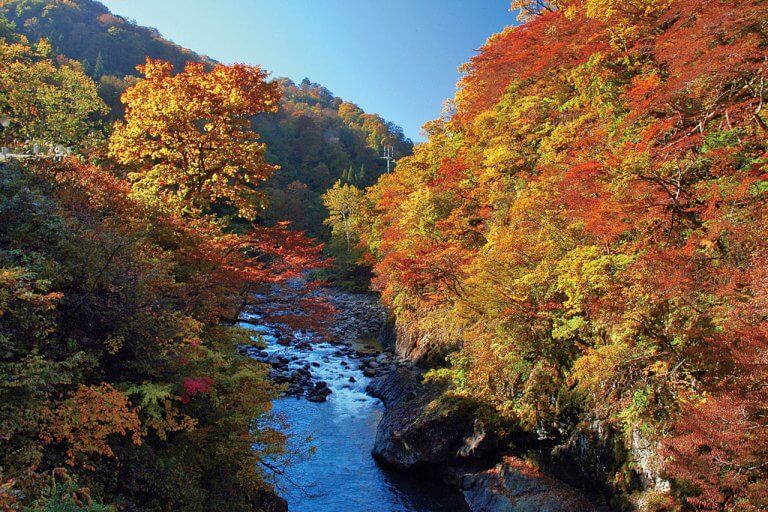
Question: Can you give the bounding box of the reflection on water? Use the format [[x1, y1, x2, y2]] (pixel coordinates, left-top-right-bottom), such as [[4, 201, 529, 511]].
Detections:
[[241, 314, 470, 512]]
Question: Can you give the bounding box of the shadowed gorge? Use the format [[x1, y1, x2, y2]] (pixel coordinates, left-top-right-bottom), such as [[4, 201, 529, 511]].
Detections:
[[1, 1, 767, 511]]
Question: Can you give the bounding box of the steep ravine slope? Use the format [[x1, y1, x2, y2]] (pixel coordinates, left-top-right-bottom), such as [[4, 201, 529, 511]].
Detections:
[[359, 2, 768, 510], [366, 363, 610, 512]]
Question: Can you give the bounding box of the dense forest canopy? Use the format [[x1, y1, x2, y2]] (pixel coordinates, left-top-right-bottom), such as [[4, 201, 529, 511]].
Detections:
[[0, 8, 327, 511], [0, 0, 213, 78], [0, 0, 413, 238], [256, 78, 412, 237], [354, 0, 768, 509]]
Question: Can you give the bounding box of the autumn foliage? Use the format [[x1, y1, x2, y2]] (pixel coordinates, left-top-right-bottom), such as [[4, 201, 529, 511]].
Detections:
[[110, 59, 281, 220], [362, 1, 768, 509], [1, 26, 323, 511], [0, 34, 106, 148]]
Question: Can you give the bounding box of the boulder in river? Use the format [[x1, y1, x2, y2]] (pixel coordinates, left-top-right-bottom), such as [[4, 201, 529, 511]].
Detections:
[[367, 368, 500, 468]]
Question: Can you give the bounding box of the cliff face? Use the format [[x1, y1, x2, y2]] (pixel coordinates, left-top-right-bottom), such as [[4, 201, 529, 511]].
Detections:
[[369, 324, 671, 511], [367, 368, 614, 512], [378, 313, 460, 366], [367, 368, 502, 469]]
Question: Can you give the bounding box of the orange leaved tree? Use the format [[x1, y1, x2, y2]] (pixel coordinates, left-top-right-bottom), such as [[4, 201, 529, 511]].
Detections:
[[109, 59, 280, 220]]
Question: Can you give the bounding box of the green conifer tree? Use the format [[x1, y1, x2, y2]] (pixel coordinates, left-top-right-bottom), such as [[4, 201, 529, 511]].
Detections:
[[93, 51, 105, 78]]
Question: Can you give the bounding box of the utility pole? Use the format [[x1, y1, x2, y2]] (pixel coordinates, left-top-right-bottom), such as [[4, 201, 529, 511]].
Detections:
[[380, 144, 394, 173]]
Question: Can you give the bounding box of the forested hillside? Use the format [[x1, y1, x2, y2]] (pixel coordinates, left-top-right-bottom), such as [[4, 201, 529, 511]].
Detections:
[[358, 0, 768, 509], [0, 0, 212, 78], [4, 0, 767, 510], [256, 78, 412, 236], [0, 0, 412, 237], [0, 15, 327, 509]]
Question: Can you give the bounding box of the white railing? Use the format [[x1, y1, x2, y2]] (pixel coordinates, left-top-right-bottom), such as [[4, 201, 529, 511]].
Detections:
[[0, 143, 71, 162]]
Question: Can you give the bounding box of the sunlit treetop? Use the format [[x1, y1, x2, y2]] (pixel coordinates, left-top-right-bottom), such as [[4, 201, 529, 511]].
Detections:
[[110, 58, 281, 220], [0, 35, 106, 147]]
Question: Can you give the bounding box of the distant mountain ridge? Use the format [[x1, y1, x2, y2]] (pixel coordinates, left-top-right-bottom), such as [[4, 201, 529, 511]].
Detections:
[[0, 0, 214, 77], [0, 0, 413, 236]]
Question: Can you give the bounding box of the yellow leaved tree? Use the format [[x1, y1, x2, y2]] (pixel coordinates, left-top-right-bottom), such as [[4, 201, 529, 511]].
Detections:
[[109, 59, 280, 220]]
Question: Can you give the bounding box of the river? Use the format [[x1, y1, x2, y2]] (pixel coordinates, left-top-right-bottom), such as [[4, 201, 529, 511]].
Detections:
[[240, 301, 470, 512]]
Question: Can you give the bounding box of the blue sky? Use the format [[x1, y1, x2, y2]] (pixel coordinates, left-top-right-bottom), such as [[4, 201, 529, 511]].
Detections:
[[99, 0, 516, 142]]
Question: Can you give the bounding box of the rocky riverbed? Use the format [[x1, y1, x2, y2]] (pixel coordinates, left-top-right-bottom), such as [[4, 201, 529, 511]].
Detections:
[[240, 285, 416, 402], [240, 283, 613, 512], [238, 283, 469, 512]]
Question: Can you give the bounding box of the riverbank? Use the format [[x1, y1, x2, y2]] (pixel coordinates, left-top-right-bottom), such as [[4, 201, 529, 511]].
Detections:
[[239, 283, 469, 512], [241, 284, 630, 511], [367, 315, 677, 512], [366, 367, 606, 512], [240, 284, 413, 400], [241, 283, 624, 511]]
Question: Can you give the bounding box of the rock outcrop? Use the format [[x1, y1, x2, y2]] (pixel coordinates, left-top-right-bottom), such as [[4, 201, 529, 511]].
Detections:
[[367, 367, 601, 511], [370, 316, 670, 511], [378, 314, 462, 366], [367, 368, 500, 468], [457, 457, 597, 512]]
